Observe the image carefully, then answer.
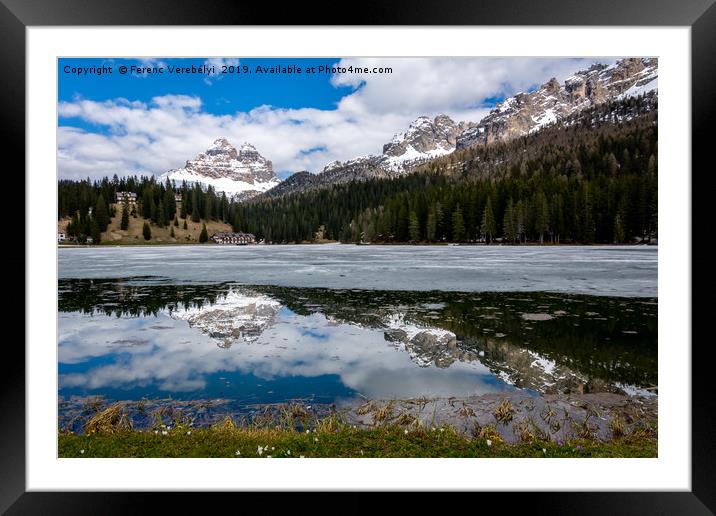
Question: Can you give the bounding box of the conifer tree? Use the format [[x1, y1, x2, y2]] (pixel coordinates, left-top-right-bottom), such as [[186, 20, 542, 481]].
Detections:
[[183, 219, 188, 230], [191, 188, 201, 222], [142, 221, 151, 241], [180, 194, 188, 219], [426, 205, 437, 242], [452, 204, 465, 242], [170, 226, 175, 238], [89, 218, 101, 244], [503, 198, 516, 243], [534, 191, 550, 244], [613, 213, 625, 244], [480, 198, 496, 243], [94, 195, 110, 232], [199, 223, 208, 243], [120, 203, 129, 230], [408, 211, 421, 242]]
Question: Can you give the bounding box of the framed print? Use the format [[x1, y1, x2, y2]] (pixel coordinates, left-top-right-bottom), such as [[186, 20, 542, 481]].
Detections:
[[3, 0, 714, 512]]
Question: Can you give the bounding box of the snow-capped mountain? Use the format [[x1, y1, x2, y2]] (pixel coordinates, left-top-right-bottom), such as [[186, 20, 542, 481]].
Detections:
[[382, 114, 474, 170], [160, 138, 280, 198], [456, 58, 658, 149], [256, 57, 657, 201], [260, 115, 470, 199], [169, 289, 282, 348]]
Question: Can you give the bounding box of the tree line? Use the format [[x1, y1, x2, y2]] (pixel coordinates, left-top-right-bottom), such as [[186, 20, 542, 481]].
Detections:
[[58, 92, 657, 245]]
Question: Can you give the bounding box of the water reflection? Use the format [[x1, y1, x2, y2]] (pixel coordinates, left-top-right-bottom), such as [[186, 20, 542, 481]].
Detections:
[[58, 279, 657, 404]]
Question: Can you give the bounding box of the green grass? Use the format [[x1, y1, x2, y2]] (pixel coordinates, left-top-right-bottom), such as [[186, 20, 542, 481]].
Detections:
[[58, 424, 657, 458]]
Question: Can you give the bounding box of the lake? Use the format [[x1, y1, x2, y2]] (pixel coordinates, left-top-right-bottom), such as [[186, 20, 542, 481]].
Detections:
[[58, 245, 657, 430]]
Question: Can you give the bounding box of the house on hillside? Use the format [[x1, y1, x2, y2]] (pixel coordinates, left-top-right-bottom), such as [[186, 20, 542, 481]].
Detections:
[[174, 194, 182, 202], [115, 191, 138, 205], [211, 232, 256, 245]]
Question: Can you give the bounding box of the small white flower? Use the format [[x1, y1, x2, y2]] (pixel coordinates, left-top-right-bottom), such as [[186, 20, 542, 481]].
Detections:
[[271, 447, 275, 451], [287, 450, 291, 455], [186, 431, 191, 435], [80, 449, 85, 454], [360, 450, 364, 456], [440, 428, 445, 433], [154, 430, 158, 435], [257, 446, 263, 456], [300, 455, 305, 458], [486, 439, 492, 447], [306, 405, 312, 409], [266, 455, 272, 458], [235, 450, 241, 456], [404, 429, 409, 435], [314, 437, 319, 442], [161, 430, 168, 436], [543, 448, 547, 454], [432, 427, 436, 432], [306, 429, 310, 434]]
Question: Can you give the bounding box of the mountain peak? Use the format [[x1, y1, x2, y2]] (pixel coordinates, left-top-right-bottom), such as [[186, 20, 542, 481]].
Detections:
[[382, 114, 473, 169], [457, 58, 658, 149], [160, 138, 279, 198]]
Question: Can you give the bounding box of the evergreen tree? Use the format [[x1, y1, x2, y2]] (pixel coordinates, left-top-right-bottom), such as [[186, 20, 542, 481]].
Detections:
[[142, 221, 151, 241], [408, 211, 421, 242], [191, 188, 201, 222], [451, 204, 465, 242], [503, 198, 517, 243], [613, 213, 625, 243], [89, 219, 101, 244], [534, 191, 550, 244], [480, 198, 496, 243], [94, 195, 110, 232], [120, 203, 129, 230], [158, 200, 167, 227], [170, 226, 175, 238], [199, 223, 208, 243], [180, 193, 188, 219], [426, 205, 437, 242], [183, 219, 188, 230], [174, 216, 179, 227]]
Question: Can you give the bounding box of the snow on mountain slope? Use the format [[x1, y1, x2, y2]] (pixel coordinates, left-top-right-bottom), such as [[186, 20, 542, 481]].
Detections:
[[457, 57, 658, 148], [160, 138, 280, 198]]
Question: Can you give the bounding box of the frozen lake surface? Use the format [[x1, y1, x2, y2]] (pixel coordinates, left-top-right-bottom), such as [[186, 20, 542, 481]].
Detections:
[[59, 244, 657, 297]]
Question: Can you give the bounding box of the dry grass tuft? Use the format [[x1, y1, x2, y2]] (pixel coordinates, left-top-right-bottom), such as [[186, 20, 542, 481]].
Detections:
[[609, 415, 627, 439], [372, 401, 395, 424], [513, 418, 536, 443], [458, 405, 476, 418], [356, 401, 376, 416], [476, 424, 503, 443], [493, 399, 515, 425], [395, 411, 416, 426], [84, 403, 132, 435]]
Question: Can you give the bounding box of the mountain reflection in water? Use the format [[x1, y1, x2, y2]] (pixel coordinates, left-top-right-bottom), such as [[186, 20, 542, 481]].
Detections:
[[58, 278, 657, 405]]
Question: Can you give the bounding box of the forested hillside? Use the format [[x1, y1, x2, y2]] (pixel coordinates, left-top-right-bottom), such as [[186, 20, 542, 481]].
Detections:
[[58, 93, 657, 245]]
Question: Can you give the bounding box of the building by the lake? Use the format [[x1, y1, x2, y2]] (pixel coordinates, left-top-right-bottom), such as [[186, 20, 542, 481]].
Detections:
[[115, 191, 138, 205], [211, 232, 256, 245]]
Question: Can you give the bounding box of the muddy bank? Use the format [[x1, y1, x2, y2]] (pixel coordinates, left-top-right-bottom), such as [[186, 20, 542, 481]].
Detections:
[[60, 391, 656, 443]]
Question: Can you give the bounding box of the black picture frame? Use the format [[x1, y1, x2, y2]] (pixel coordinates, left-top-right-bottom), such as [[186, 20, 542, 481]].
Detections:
[[3, 0, 712, 512]]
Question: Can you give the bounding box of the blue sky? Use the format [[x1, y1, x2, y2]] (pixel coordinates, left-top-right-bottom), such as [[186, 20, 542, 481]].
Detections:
[[58, 57, 609, 180]]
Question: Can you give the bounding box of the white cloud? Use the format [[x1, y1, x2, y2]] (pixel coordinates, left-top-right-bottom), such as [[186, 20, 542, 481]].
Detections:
[[203, 57, 240, 85], [58, 57, 612, 181]]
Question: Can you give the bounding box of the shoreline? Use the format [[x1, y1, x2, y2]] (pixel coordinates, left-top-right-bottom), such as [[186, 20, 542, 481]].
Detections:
[[58, 242, 658, 248], [58, 393, 657, 458]]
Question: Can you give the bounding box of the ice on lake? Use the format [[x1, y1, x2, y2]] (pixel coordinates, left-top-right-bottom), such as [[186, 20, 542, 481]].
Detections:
[[58, 244, 657, 297]]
